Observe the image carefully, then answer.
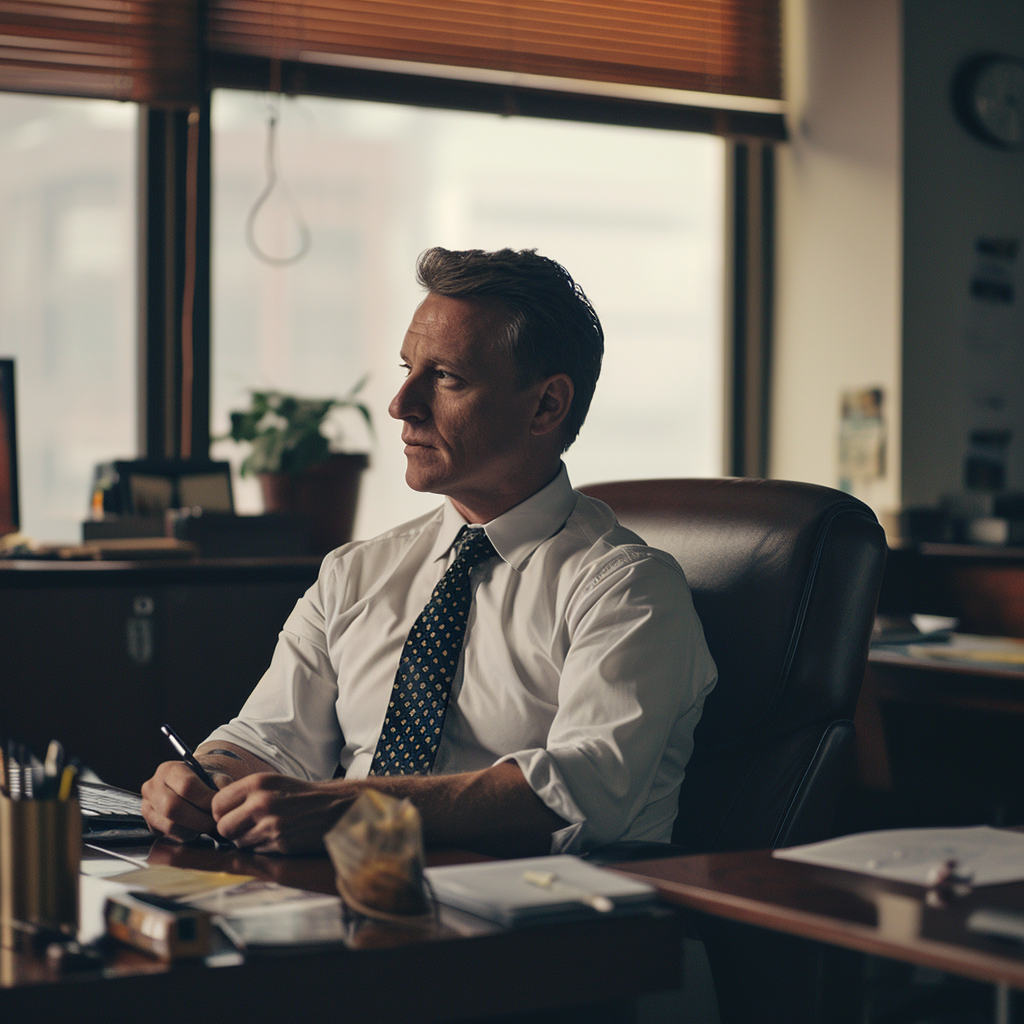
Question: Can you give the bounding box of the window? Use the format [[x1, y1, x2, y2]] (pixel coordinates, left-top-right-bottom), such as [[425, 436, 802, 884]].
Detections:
[[0, 93, 137, 541], [211, 91, 725, 537]]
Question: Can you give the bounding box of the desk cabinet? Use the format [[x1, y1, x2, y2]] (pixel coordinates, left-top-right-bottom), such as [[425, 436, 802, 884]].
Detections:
[[0, 559, 319, 790], [879, 542, 1024, 637], [851, 544, 1024, 831]]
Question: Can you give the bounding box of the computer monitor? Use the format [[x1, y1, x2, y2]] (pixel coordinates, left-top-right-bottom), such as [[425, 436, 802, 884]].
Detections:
[[0, 359, 18, 536]]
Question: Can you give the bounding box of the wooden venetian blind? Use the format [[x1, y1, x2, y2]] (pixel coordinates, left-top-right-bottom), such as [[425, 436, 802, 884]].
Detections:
[[207, 1, 782, 104], [0, 1, 199, 104]]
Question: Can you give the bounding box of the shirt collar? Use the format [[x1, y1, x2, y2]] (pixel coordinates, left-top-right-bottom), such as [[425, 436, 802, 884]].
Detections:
[[429, 464, 577, 572]]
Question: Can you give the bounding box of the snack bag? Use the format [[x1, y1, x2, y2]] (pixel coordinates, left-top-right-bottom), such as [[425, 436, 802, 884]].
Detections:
[[324, 790, 429, 920]]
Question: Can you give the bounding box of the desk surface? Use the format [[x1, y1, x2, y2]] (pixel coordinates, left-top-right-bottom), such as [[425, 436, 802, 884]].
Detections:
[[1, 842, 682, 1024], [613, 848, 1024, 990], [870, 646, 1024, 683]]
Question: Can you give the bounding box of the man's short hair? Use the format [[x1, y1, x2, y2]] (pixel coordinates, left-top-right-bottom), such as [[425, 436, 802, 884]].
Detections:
[[416, 247, 604, 450]]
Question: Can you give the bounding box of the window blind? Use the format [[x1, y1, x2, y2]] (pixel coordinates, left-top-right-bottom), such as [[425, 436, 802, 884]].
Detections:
[[0, 1, 198, 104], [207, 1, 782, 108]]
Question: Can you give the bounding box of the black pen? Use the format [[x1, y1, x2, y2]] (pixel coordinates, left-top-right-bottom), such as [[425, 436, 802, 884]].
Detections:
[[160, 725, 218, 791]]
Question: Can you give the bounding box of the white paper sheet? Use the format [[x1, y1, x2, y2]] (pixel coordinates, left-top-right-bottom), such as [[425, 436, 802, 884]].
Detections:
[[78, 876, 134, 943], [773, 826, 1024, 886]]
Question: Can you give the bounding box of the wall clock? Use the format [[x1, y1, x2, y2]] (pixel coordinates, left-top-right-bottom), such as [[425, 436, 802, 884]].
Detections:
[[952, 54, 1024, 150]]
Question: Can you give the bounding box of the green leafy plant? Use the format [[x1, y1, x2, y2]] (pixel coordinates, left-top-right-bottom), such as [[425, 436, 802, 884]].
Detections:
[[222, 379, 373, 476]]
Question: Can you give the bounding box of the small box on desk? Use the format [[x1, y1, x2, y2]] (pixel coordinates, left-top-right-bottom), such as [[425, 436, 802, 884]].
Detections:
[[82, 516, 165, 540], [166, 509, 313, 558], [104, 893, 212, 961]]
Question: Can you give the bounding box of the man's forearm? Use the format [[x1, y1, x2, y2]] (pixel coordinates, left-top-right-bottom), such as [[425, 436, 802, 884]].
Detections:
[[349, 762, 567, 858], [195, 740, 274, 785]]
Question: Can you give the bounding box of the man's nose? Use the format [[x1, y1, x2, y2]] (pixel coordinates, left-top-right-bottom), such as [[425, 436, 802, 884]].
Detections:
[[389, 375, 428, 422]]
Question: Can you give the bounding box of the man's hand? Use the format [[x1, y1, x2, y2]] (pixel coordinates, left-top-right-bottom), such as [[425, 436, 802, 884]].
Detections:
[[140, 760, 230, 842], [211, 774, 353, 855]]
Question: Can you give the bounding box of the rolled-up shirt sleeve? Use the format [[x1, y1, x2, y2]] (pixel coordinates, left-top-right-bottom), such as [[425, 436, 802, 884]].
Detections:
[[499, 549, 716, 853], [205, 575, 344, 781]]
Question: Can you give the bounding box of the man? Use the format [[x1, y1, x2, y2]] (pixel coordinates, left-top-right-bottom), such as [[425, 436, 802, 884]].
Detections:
[[142, 247, 716, 857]]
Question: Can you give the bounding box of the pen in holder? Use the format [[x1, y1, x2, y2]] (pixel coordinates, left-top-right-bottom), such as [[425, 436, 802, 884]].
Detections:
[[0, 793, 81, 949]]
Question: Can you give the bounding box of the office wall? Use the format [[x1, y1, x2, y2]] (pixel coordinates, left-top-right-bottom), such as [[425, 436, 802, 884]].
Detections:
[[902, 0, 1024, 508], [771, 0, 902, 521]]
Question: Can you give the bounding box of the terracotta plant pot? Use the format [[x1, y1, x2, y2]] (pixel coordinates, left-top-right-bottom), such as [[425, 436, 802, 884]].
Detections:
[[259, 452, 369, 555]]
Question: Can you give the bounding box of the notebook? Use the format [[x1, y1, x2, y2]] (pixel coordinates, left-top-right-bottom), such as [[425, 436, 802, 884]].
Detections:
[[424, 855, 657, 926]]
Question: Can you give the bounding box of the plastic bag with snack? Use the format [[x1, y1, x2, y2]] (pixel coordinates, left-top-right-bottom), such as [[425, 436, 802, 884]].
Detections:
[[324, 789, 430, 922]]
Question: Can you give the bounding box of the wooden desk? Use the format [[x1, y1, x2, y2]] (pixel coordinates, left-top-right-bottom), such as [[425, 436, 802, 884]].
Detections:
[[857, 542, 1024, 829], [613, 848, 1024, 991], [0, 842, 683, 1024], [854, 649, 1024, 823]]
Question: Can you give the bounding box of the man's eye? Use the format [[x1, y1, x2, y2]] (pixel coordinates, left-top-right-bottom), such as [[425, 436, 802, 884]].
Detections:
[[399, 363, 411, 375]]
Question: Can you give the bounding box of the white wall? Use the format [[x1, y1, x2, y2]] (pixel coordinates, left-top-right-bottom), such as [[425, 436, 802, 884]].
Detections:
[[771, 0, 902, 520], [902, 0, 1024, 508]]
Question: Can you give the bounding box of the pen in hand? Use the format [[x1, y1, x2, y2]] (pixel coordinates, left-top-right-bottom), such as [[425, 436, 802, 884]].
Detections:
[[160, 724, 218, 791], [160, 724, 233, 846]]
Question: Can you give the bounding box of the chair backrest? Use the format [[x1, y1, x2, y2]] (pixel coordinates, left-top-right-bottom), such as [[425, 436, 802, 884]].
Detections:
[[578, 477, 887, 853]]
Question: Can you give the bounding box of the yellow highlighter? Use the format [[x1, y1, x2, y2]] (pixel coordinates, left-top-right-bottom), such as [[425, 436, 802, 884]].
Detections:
[[57, 762, 78, 801]]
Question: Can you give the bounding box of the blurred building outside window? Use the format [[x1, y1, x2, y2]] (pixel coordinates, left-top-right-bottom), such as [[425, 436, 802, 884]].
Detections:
[[0, 93, 137, 542]]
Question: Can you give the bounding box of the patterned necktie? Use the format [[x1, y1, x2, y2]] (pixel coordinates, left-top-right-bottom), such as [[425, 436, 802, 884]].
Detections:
[[369, 525, 497, 776]]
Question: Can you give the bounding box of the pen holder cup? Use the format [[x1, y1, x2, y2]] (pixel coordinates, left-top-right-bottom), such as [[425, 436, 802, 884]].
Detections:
[[0, 794, 81, 949]]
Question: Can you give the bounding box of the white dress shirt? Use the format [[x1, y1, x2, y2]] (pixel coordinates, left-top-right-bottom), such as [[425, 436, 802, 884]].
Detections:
[[207, 465, 717, 853]]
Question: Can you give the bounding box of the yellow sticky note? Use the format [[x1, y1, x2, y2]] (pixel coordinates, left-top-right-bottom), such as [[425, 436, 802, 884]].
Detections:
[[114, 866, 254, 898]]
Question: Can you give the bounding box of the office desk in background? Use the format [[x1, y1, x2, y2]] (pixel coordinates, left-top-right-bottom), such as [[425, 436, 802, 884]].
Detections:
[[0, 843, 683, 1024], [0, 558, 320, 791], [615, 848, 1024, 991], [853, 641, 1024, 835], [614, 846, 1024, 1024], [856, 543, 1024, 829], [859, 647, 1024, 795]]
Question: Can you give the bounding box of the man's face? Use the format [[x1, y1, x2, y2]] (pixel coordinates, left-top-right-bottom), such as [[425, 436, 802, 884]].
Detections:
[[389, 293, 544, 514]]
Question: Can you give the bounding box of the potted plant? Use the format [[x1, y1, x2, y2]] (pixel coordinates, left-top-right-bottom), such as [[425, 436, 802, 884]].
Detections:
[[222, 381, 372, 554]]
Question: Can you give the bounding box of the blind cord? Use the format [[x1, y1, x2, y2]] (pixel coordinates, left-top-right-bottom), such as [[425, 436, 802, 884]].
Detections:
[[180, 105, 200, 460], [244, 95, 312, 267]]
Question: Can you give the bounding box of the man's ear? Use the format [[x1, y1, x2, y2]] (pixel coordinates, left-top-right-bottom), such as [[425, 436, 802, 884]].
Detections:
[[531, 375, 574, 437]]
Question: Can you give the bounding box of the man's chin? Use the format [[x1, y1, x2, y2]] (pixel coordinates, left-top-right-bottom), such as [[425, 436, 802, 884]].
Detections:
[[404, 463, 446, 495]]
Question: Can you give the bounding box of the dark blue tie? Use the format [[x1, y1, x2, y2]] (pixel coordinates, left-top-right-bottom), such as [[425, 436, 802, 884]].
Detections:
[[369, 526, 497, 776]]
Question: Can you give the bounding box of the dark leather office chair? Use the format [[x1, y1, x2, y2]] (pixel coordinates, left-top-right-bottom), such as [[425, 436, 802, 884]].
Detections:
[[579, 477, 887, 1023]]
